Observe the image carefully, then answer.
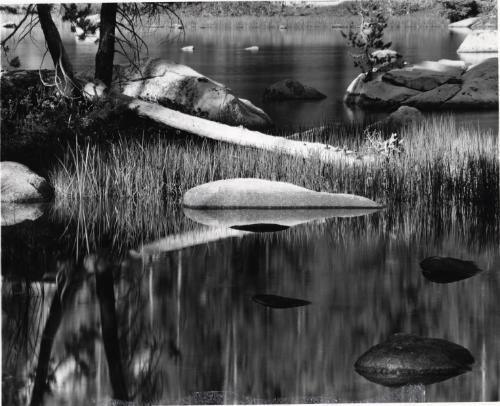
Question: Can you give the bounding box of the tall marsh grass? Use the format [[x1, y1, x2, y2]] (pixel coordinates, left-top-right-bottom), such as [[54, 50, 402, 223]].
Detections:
[[50, 116, 498, 251]]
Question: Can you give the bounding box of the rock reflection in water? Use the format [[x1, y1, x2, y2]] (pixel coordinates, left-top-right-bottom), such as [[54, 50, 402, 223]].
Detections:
[[420, 256, 483, 283], [184, 207, 381, 230], [354, 333, 474, 387], [230, 223, 290, 233], [252, 294, 311, 309]]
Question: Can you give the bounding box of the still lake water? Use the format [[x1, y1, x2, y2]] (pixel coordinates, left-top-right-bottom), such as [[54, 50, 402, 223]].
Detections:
[[1, 20, 498, 129], [2, 20, 500, 405]]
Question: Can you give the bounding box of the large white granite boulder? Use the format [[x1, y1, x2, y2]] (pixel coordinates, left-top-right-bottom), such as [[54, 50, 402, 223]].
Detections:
[[112, 58, 273, 130], [448, 17, 480, 28], [183, 178, 383, 209], [457, 30, 498, 53], [1, 162, 52, 203], [1, 203, 45, 226]]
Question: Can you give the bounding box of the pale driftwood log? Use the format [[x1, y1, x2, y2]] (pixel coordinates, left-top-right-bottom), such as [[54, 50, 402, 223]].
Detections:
[[124, 97, 374, 165]]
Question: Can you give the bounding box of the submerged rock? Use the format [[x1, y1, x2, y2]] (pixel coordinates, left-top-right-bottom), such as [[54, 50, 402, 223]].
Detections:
[[252, 294, 311, 309], [420, 256, 483, 283], [113, 58, 272, 130], [0, 162, 53, 203], [182, 179, 383, 209], [355, 333, 474, 387], [457, 30, 498, 53], [244, 46, 259, 52], [263, 79, 326, 101], [181, 45, 194, 52]]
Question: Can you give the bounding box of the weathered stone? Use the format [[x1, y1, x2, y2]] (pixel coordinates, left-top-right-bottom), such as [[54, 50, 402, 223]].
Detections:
[[182, 179, 383, 209], [345, 76, 421, 108], [448, 17, 480, 28], [263, 79, 326, 101], [404, 84, 462, 109], [457, 30, 498, 53], [420, 256, 483, 283], [383, 68, 461, 92], [443, 57, 498, 109], [113, 58, 272, 130], [0, 162, 53, 203], [355, 333, 474, 387], [252, 294, 311, 309]]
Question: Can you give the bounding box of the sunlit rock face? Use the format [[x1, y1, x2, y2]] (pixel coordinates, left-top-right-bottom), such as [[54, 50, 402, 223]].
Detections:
[[457, 30, 498, 53], [183, 179, 383, 209], [0, 162, 53, 203], [354, 333, 474, 387], [112, 58, 273, 130], [263, 79, 326, 101], [252, 294, 311, 309], [420, 256, 483, 283]]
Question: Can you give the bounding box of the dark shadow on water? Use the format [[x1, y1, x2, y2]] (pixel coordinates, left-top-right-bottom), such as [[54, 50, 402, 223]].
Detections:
[[252, 294, 311, 309], [420, 256, 483, 283], [230, 223, 290, 233]]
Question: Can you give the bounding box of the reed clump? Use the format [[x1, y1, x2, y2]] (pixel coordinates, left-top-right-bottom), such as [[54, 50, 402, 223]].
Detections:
[[50, 115, 498, 251]]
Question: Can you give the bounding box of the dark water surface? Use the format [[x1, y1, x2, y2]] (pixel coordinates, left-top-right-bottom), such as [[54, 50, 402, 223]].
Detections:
[[1, 19, 498, 130], [2, 203, 500, 405]]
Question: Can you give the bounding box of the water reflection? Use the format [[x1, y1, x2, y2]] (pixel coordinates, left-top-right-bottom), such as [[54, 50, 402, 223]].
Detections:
[[2, 201, 499, 404], [420, 256, 483, 283], [252, 294, 311, 309]]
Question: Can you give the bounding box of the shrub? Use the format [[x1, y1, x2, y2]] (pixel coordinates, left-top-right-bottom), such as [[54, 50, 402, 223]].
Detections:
[[438, 0, 479, 22]]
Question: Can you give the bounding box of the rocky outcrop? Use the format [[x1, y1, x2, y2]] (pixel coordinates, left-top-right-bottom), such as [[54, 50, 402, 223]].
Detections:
[[405, 84, 462, 109], [345, 58, 497, 110], [344, 74, 421, 109], [383, 67, 462, 92], [443, 58, 498, 109], [0, 162, 53, 203], [112, 58, 272, 130], [355, 333, 474, 387], [457, 30, 498, 53], [263, 79, 326, 101], [183, 178, 383, 209]]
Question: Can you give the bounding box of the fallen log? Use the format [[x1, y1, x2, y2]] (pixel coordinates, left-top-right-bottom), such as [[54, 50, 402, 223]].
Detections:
[[124, 97, 374, 165]]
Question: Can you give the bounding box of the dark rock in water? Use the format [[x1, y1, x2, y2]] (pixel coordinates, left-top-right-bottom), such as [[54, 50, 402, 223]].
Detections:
[[263, 79, 326, 101], [230, 223, 290, 233], [354, 333, 474, 387], [420, 256, 483, 283], [252, 294, 311, 309]]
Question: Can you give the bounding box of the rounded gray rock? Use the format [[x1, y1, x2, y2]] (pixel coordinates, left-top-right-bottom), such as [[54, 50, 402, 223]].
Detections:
[[355, 333, 474, 387]]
